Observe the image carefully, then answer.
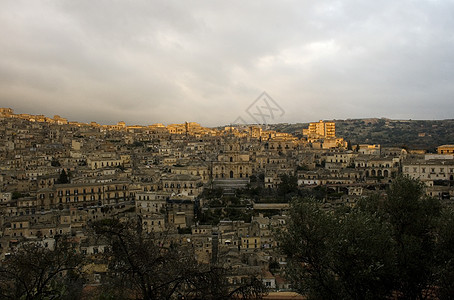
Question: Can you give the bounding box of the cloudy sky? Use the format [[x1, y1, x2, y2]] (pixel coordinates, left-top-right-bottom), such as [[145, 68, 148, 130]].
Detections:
[[1, 0, 453, 126]]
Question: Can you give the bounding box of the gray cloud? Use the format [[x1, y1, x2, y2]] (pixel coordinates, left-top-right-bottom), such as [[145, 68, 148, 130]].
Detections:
[[0, 0, 453, 126]]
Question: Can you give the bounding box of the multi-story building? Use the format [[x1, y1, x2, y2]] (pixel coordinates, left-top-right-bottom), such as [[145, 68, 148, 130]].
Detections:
[[37, 181, 133, 209], [171, 163, 210, 183], [403, 159, 454, 182], [161, 174, 203, 197], [438, 145, 454, 155], [354, 155, 399, 178], [135, 191, 168, 215], [166, 196, 195, 228], [212, 141, 252, 179], [403, 157, 454, 200], [305, 120, 336, 139]]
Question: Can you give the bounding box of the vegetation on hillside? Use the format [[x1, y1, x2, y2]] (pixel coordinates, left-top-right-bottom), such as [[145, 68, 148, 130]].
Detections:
[[279, 176, 454, 299], [269, 119, 454, 151]]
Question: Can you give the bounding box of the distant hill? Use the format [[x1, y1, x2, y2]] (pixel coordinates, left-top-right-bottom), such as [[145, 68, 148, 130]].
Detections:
[[268, 119, 454, 151]]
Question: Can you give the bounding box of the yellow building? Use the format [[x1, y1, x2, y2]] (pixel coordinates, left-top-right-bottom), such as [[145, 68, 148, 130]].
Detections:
[[161, 174, 203, 196], [322, 137, 347, 149], [212, 141, 252, 179], [53, 115, 68, 125], [306, 120, 335, 138], [241, 236, 261, 249], [171, 163, 210, 183], [37, 181, 132, 209], [249, 125, 262, 138], [0, 107, 14, 117], [438, 145, 454, 155], [167, 124, 186, 135]]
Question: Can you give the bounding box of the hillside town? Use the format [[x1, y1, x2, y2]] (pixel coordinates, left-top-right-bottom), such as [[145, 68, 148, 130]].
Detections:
[[1, 107, 454, 297]]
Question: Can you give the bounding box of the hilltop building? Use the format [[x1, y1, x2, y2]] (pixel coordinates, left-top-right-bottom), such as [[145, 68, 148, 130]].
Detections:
[[304, 120, 336, 139], [438, 145, 454, 155]]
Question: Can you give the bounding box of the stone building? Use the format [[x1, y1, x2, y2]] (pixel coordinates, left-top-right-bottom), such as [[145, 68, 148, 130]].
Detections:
[[212, 141, 252, 179]]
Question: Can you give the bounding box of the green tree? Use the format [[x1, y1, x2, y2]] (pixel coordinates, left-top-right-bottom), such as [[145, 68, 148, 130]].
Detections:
[[280, 199, 395, 299], [51, 159, 61, 167], [384, 176, 441, 299], [57, 169, 69, 184], [11, 191, 22, 200], [201, 187, 223, 200], [280, 176, 454, 300], [435, 209, 454, 299], [92, 218, 266, 299], [277, 174, 298, 197], [0, 236, 84, 300]]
